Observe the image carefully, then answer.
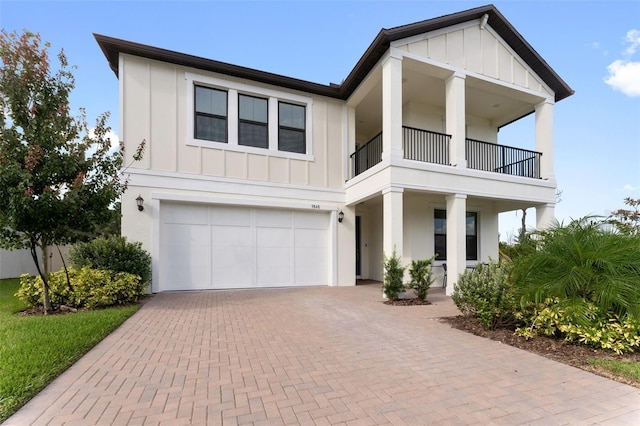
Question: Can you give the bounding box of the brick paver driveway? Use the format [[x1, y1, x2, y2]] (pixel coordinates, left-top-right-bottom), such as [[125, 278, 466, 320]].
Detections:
[[4, 284, 640, 425]]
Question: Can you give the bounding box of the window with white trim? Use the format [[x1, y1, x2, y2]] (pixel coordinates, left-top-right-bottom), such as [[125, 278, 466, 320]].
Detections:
[[194, 86, 227, 143], [187, 74, 313, 160], [239, 94, 268, 148], [278, 101, 306, 154]]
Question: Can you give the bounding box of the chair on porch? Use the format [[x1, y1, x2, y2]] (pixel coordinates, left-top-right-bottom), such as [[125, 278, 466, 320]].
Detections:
[[441, 263, 447, 288]]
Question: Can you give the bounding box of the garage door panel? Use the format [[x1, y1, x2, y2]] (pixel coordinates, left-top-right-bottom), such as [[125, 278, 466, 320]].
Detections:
[[211, 247, 254, 288], [163, 264, 211, 291], [211, 226, 253, 247], [164, 204, 208, 224], [257, 228, 291, 248], [210, 206, 251, 226], [294, 211, 330, 229], [295, 228, 328, 248], [162, 224, 210, 247], [295, 247, 327, 285], [255, 209, 291, 227]]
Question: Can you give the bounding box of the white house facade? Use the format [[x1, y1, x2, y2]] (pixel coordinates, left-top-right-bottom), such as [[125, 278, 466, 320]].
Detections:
[[96, 5, 573, 295]]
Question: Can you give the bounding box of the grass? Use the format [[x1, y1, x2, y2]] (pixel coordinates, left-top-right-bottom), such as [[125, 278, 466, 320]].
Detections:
[[0, 278, 139, 422], [588, 358, 640, 384]]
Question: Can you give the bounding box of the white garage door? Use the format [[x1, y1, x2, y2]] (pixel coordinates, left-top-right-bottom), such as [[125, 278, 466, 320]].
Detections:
[[159, 203, 330, 291]]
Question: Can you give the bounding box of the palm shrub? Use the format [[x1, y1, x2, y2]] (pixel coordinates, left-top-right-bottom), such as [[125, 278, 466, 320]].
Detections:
[[408, 258, 434, 301], [512, 218, 640, 319], [451, 260, 515, 329], [382, 248, 405, 301], [70, 236, 152, 286], [511, 218, 640, 352]]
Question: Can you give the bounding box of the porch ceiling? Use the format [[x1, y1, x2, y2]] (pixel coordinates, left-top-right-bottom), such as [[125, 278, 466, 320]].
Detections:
[[353, 58, 544, 140]]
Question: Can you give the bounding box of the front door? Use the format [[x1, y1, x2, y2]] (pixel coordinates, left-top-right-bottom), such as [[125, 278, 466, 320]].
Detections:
[[355, 216, 361, 277]]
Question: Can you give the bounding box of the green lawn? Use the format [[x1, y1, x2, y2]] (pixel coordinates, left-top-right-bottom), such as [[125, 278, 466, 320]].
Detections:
[[0, 278, 139, 422], [589, 358, 640, 384]]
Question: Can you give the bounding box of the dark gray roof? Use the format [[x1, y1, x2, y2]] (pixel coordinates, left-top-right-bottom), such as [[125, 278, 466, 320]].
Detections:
[[95, 4, 573, 102]]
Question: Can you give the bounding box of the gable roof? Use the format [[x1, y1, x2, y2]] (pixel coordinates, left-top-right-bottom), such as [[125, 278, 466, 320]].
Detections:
[[95, 4, 573, 103]]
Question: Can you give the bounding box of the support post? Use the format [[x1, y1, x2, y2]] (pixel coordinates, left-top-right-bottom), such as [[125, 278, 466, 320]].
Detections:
[[445, 73, 466, 168], [383, 186, 404, 260], [445, 193, 467, 295], [382, 55, 403, 162]]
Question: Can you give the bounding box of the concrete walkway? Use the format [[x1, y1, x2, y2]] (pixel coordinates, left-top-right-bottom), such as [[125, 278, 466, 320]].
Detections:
[[4, 284, 639, 425]]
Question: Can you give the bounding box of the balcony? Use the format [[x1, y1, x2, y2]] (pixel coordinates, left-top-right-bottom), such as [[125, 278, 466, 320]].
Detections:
[[350, 127, 541, 179]]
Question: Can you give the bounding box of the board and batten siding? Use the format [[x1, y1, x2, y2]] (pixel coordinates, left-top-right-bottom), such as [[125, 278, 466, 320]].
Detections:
[[395, 23, 553, 97], [120, 54, 345, 189]]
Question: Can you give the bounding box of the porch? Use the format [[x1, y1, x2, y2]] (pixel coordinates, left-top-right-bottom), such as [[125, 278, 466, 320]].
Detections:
[[350, 126, 542, 180]]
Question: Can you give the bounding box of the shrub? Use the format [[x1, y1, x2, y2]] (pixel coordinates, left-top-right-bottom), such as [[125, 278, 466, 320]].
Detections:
[[511, 218, 640, 319], [17, 267, 145, 309], [451, 260, 515, 329], [382, 248, 405, 301], [70, 235, 151, 286], [408, 258, 434, 301], [515, 299, 640, 354]]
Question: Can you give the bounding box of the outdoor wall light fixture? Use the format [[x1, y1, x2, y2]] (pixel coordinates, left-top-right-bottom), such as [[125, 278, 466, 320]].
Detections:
[[338, 210, 344, 223], [136, 195, 144, 212]]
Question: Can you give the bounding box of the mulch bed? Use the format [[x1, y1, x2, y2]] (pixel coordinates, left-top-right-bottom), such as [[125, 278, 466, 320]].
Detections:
[[384, 298, 432, 306], [442, 315, 640, 388]]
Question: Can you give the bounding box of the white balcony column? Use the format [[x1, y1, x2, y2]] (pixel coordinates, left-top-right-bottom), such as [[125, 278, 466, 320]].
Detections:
[[536, 203, 556, 230], [445, 72, 466, 168], [383, 186, 404, 260], [382, 55, 403, 162], [346, 105, 356, 179], [535, 99, 555, 181], [445, 193, 467, 296]]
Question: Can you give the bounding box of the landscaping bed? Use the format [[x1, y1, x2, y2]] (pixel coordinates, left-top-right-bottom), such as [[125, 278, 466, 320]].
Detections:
[[443, 315, 640, 389]]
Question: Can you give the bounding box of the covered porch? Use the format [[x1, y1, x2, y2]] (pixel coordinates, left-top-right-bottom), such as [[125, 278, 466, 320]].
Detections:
[[351, 187, 554, 295]]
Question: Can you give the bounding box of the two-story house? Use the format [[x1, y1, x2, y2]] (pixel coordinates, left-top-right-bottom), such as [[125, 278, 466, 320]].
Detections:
[[96, 4, 572, 295]]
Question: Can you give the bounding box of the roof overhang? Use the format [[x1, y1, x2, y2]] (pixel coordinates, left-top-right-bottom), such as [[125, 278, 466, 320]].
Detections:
[[95, 4, 574, 103]]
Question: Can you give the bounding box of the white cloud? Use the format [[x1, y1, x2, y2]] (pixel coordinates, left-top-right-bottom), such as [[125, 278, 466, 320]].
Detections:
[[624, 29, 640, 56], [604, 60, 640, 97], [604, 29, 640, 97], [623, 184, 640, 191]]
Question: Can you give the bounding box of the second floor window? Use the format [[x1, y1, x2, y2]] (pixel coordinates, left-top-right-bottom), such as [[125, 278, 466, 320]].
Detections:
[[195, 86, 227, 143], [279, 102, 306, 154], [239, 94, 268, 148]]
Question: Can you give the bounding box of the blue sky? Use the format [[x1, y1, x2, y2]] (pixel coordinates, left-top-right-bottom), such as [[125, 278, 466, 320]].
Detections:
[[2, 0, 639, 241]]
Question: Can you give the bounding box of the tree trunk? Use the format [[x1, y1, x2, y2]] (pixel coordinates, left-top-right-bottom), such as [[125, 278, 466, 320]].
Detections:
[[29, 240, 51, 314], [519, 208, 527, 243], [41, 245, 51, 314]]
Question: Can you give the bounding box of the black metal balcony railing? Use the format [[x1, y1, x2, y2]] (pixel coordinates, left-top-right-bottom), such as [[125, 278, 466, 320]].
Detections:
[[350, 132, 382, 177], [403, 127, 450, 165], [349, 128, 542, 180], [465, 138, 541, 179]]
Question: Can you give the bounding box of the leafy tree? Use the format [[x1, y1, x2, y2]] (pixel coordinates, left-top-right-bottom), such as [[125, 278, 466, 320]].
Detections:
[[609, 197, 640, 235], [0, 30, 140, 313]]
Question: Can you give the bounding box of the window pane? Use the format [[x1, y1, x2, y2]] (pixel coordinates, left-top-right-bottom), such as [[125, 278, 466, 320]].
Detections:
[[239, 95, 268, 123], [279, 128, 305, 153], [195, 86, 227, 116], [434, 210, 446, 234], [466, 213, 477, 236], [466, 235, 478, 260], [239, 122, 268, 148], [195, 115, 226, 142], [434, 235, 446, 260], [279, 102, 305, 129]]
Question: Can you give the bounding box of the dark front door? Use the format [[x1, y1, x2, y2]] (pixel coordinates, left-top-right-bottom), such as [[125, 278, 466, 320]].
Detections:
[[356, 216, 361, 276]]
